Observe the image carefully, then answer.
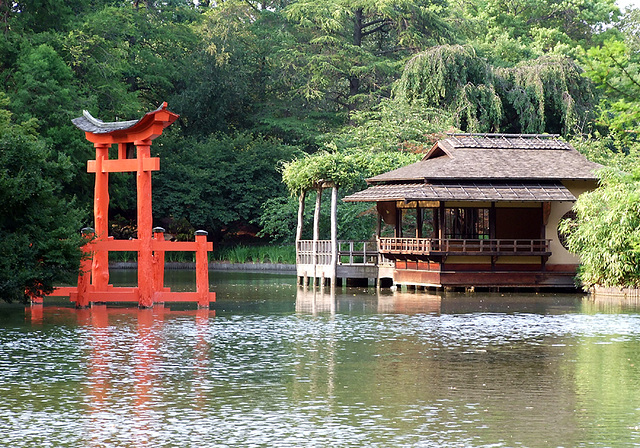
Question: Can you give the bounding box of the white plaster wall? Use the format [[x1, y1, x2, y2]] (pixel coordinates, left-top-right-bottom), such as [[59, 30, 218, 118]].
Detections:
[[546, 180, 597, 265]]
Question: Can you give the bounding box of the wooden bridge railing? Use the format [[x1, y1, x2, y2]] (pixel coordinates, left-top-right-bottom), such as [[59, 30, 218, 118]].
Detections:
[[297, 240, 378, 266], [297, 237, 550, 267], [378, 238, 551, 256]]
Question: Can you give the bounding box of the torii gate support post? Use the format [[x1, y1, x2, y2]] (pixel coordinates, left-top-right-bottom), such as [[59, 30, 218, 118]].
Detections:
[[75, 227, 95, 309], [136, 139, 154, 308], [195, 230, 210, 308], [153, 227, 166, 296], [93, 143, 110, 292]]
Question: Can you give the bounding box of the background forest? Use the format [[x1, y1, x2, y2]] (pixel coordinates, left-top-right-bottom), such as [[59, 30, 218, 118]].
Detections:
[[2, 0, 640, 298]]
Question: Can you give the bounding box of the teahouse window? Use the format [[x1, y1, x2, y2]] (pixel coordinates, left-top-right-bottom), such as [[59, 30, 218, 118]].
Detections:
[[445, 208, 490, 239]]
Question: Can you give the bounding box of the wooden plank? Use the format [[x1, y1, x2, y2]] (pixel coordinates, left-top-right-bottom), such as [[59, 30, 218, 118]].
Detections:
[[92, 239, 140, 251], [152, 240, 213, 251], [85, 289, 140, 301], [87, 157, 160, 173], [154, 291, 216, 302], [50, 286, 79, 296]]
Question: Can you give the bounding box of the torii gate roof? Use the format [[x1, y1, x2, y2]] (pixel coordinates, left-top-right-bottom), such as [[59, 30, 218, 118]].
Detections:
[[71, 102, 178, 144]]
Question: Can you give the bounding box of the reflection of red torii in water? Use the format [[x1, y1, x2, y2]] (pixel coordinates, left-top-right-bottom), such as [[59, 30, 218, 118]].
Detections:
[[52, 103, 215, 308]]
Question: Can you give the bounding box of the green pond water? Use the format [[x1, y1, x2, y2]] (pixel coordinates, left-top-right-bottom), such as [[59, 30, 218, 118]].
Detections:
[[2, 270, 640, 447]]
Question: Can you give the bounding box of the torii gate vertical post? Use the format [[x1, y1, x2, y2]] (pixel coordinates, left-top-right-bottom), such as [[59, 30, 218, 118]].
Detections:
[[93, 143, 110, 291], [49, 103, 216, 308], [136, 139, 154, 307]]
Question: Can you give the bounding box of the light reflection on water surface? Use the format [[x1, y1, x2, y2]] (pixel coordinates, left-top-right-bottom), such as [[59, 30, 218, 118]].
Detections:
[[1, 270, 640, 447]]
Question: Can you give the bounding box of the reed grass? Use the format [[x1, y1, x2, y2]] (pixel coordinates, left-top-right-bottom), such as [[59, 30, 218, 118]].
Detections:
[[109, 251, 137, 263], [213, 245, 295, 264], [108, 245, 295, 264]]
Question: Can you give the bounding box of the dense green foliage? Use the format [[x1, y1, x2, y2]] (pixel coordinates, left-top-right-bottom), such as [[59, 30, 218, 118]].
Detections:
[[1, 0, 640, 295], [0, 98, 84, 302], [560, 168, 640, 288], [394, 46, 595, 134], [153, 132, 300, 240]]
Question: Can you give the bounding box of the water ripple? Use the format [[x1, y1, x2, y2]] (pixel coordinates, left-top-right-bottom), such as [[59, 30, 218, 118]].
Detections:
[[2, 305, 640, 447]]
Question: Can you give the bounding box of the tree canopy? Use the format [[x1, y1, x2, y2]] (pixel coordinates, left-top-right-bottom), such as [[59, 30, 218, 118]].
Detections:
[[560, 168, 640, 288], [394, 45, 595, 134], [0, 97, 84, 302]]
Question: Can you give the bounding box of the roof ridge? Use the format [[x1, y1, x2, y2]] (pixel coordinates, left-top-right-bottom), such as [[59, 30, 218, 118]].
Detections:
[[81, 110, 139, 130], [443, 133, 571, 151], [446, 133, 560, 139]]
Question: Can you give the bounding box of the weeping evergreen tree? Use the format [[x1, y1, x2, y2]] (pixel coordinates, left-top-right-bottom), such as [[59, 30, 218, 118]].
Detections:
[[393, 45, 596, 136], [497, 57, 595, 135], [394, 45, 503, 132]]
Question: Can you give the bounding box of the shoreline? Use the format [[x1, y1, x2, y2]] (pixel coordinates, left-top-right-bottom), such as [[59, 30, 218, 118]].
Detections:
[[110, 261, 295, 273], [591, 285, 640, 300]]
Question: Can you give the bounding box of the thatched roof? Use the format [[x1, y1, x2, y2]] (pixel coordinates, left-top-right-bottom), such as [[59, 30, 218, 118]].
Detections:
[[367, 134, 601, 184]]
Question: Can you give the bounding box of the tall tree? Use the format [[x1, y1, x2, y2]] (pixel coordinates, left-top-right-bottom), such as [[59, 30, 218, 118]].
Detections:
[[281, 0, 452, 117], [153, 132, 300, 240], [449, 0, 620, 65], [394, 45, 595, 134], [582, 9, 640, 142], [0, 97, 84, 302]]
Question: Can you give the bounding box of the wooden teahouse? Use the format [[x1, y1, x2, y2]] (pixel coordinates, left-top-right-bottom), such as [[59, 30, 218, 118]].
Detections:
[[343, 134, 601, 290]]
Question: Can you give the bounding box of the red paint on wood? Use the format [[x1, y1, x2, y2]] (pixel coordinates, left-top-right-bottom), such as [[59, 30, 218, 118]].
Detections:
[[153, 230, 165, 294], [87, 157, 159, 173]]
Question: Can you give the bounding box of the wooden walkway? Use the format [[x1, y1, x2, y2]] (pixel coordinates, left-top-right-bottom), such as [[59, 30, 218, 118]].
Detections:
[[296, 240, 388, 286]]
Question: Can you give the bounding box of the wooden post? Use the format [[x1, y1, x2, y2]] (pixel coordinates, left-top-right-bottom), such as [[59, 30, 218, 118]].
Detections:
[[195, 230, 210, 308], [439, 203, 445, 241], [93, 143, 110, 292], [153, 227, 165, 297], [296, 190, 306, 267], [312, 187, 322, 285], [136, 139, 154, 308], [76, 227, 95, 308], [416, 205, 422, 239], [330, 184, 338, 287], [313, 187, 322, 241], [432, 206, 438, 238], [490, 202, 497, 239]]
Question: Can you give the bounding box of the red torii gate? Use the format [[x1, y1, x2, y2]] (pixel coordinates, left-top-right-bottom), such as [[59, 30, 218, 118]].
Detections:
[[52, 103, 215, 308]]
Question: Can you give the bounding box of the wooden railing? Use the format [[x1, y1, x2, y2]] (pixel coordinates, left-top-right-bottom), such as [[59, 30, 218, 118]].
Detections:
[[338, 241, 378, 265], [297, 240, 332, 265], [378, 237, 551, 256], [297, 237, 549, 266], [297, 240, 378, 266]]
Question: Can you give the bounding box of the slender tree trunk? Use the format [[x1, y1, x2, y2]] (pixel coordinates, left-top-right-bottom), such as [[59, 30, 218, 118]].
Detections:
[[296, 191, 306, 243], [348, 8, 364, 117], [295, 191, 306, 267], [312, 187, 322, 285], [313, 187, 322, 241], [353, 8, 363, 46], [330, 185, 338, 286]]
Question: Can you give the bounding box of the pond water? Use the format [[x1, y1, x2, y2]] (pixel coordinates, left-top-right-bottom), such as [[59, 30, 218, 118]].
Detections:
[[2, 270, 640, 447]]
